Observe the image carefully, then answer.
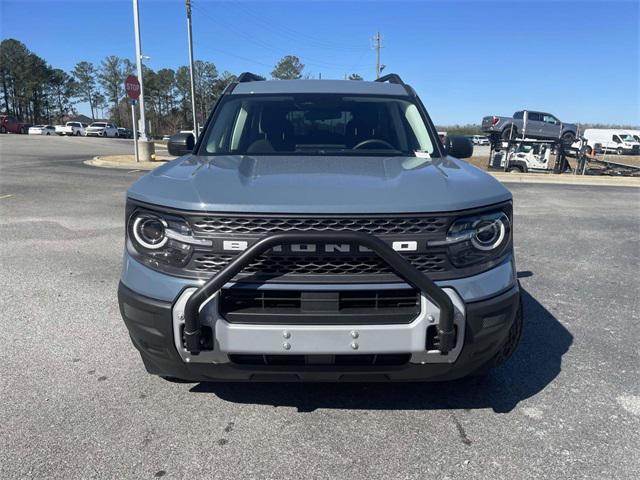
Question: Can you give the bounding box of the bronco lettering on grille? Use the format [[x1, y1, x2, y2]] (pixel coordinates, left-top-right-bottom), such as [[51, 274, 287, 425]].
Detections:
[[222, 241, 419, 253]]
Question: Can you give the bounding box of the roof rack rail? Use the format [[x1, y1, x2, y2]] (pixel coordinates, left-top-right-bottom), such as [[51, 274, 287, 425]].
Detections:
[[375, 73, 405, 85], [237, 72, 265, 83]]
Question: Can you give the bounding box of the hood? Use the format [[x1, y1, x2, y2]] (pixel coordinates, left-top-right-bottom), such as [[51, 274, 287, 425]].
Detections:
[[128, 154, 512, 214]]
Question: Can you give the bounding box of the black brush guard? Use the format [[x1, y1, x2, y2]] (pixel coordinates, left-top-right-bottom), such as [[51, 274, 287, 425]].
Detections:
[[182, 232, 456, 355]]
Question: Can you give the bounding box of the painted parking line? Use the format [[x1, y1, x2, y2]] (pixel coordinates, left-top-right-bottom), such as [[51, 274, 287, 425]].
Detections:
[[0, 194, 13, 199], [127, 169, 142, 173]]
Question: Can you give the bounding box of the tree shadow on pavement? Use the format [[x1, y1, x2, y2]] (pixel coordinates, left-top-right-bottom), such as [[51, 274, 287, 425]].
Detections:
[[190, 286, 573, 413]]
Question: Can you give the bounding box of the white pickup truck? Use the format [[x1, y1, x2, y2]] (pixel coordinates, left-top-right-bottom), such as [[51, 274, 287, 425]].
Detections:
[[55, 121, 87, 136]]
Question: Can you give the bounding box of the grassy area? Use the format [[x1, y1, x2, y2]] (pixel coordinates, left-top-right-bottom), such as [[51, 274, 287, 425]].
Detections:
[[465, 156, 490, 170]]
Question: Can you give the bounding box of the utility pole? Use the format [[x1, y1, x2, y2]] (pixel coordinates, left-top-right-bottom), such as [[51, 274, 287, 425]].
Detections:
[[132, 0, 147, 141], [186, 0, 198, 140], [374, 31, 382, 79]]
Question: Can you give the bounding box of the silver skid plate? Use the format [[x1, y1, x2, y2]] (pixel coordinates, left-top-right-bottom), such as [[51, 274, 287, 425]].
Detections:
[[172, 287, 465, 365]]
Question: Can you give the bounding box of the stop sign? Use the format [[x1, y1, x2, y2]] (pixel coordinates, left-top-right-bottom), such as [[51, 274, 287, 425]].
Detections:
[[125, 75, 140, 100]]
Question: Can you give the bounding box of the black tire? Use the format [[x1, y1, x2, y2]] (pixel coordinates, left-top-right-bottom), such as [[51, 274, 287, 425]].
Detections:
[[0, 126, 6, 134], [561, 131, 575, 144], [617, 147, 623, 155], [19, 127, 25, 134], [75, 131, 81, 136], [46, 132, 50, 135], [502, 126, 516, 140], [585, 145, 593, 155], [509, 166, 523, 173]]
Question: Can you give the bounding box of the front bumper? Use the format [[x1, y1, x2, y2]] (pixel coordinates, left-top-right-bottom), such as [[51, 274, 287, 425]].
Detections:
[[118, 282, 520, 382]]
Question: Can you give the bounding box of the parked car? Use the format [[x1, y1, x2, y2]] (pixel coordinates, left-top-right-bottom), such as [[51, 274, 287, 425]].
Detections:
[[469, 135, 490, 146], [55, 121, 87, 136], [0, 115, 30, 134], [28, 125, 57, 135], [85, 122, 119, 137], [118, 72, 522, 383], [482, 110, 577, 142], [117, 127, 133, 139], [582, 129, 640, 155]]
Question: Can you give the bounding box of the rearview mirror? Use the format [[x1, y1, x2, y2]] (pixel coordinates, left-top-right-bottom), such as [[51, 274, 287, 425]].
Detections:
[[168, 132, 195, 156], [445, 135, 473, 159]]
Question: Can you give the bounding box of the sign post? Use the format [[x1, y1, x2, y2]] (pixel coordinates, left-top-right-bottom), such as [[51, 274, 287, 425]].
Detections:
[[125, 75, 141, 163], [130, 99, 139, 163]]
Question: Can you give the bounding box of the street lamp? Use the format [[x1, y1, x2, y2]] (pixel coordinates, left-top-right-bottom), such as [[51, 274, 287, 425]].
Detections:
[[131, 0, 155, 161]]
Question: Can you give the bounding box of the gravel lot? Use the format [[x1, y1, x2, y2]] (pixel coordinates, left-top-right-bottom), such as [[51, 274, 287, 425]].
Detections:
[[1, 135, 639, 479]]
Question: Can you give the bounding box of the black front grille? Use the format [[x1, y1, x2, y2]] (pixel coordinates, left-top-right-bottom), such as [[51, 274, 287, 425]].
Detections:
[[185, 214, 454, 280], [128, 200, 513, 282], [229, 354, 411, 366], [219, 288, 420, 324], [189, 252, 448, 276], [190, 215, 450, 236]]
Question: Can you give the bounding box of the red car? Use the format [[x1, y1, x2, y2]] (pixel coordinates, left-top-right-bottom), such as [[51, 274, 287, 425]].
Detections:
[[0, 115, 31, 134]]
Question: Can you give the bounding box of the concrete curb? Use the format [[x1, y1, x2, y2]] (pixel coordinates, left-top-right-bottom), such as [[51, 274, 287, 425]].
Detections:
[[490, 172, 640, 187], [84, 156, 168, 171]]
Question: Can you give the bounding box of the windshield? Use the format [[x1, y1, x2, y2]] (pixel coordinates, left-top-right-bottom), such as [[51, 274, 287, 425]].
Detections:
[[199, 94, 438, 157], [619, 134, 636, 142], [90, 123, 106, 128]]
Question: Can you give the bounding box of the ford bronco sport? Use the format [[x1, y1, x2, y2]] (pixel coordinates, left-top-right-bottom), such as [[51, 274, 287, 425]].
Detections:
[[118, 73, 522, 382]]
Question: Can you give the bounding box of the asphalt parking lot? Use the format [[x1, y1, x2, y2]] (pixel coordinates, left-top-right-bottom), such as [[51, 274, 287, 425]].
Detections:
[[1, 135, 639, 479]]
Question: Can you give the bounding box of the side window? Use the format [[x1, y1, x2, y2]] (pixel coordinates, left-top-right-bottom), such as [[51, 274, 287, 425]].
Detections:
[[612, 135, 621, 143], [513, 112, 523, 119], [527, 112, 542, 122], [543, 114, 558, 124], [401, 102, 434, 154], [230, 105, 249, 151]]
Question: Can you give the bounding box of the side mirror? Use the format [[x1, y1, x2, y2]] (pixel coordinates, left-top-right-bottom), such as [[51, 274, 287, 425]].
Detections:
[[445, 135, 473, 159], [168, 132, 195, 156]]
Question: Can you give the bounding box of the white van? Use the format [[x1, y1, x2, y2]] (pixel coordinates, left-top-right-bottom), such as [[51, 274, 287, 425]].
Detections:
[[582, 129, 640, 155], [625, 130, 640, 143]]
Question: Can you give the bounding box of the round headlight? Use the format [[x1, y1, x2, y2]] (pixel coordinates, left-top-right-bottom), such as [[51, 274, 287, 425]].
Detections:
[[471, 215, 506, 251], [133, 215, 167, 249]]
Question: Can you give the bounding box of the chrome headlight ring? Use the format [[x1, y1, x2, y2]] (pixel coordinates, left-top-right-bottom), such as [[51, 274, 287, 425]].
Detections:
[[132, 214, 168, 250]]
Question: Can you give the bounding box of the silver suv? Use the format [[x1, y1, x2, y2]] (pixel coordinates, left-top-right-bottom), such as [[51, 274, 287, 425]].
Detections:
[[118, 73, 522, 382]]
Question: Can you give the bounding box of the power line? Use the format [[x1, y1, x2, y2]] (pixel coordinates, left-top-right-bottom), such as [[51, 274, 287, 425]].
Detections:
[[226, 0, 368, 53], [205, 47, 274, 69], [191, 2, 369, 71]]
